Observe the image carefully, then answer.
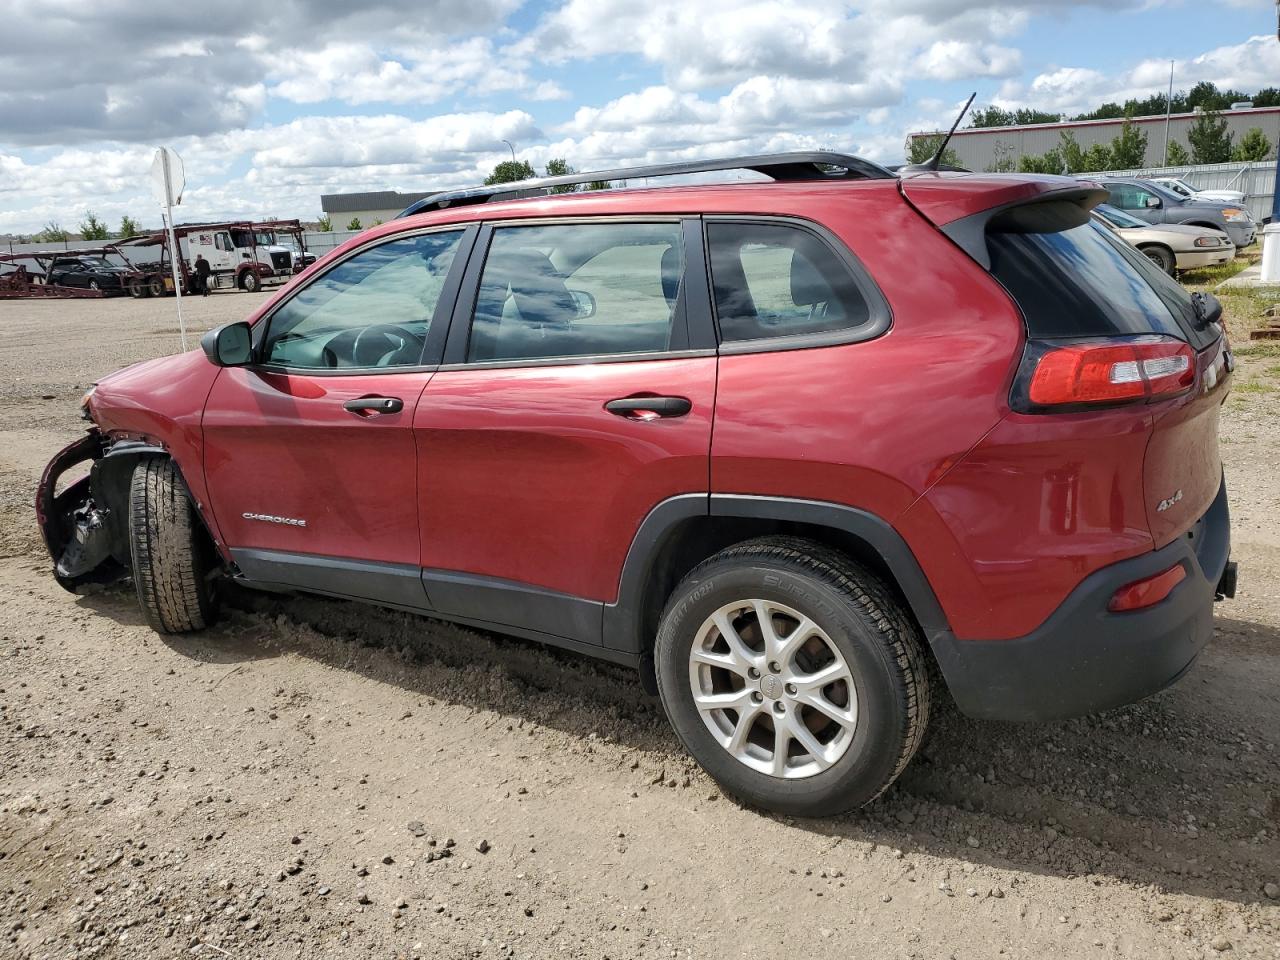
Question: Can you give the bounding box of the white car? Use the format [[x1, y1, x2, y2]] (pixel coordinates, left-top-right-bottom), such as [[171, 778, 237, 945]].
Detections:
[[1150, 176, 1246, 205], [1093, 203, 1235, 274]]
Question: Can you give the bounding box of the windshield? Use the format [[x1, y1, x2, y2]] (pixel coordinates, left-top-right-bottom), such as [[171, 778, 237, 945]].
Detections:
[[1094, 204, 1150, 229], [1159, 178, 1195, 198], [256, 231, 276, 245]]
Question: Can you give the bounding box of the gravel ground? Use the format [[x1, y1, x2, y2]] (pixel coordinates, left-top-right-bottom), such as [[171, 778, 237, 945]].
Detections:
[[1, 290, 1277, 960]]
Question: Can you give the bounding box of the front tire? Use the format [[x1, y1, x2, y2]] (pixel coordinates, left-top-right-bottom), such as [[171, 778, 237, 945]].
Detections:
[[239, 270, 261, 293], [1140, 244, 1176, 275], [128, 458, 219, 633], [655, 537, 930, 816]]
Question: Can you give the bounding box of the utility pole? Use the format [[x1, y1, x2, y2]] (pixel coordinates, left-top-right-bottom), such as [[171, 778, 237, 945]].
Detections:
[[501, 140, 517, 164], [1162, 60, 1174, 167]]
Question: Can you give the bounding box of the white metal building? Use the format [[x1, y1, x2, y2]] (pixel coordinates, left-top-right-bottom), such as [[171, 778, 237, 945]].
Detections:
[[911, 105, 1280, 174], [319, 190, 434, 228]]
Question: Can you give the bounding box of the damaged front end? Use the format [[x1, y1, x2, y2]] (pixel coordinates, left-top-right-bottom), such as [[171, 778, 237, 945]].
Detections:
[[35, 429, 139, 592]]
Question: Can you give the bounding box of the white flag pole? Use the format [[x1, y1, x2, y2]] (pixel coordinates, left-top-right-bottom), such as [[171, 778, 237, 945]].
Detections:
[[152, 148, 188, 351]]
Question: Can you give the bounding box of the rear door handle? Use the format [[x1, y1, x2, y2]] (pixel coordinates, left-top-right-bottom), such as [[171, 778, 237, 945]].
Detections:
[[604, 395, 692, 420], [343, 396, 403, 415]]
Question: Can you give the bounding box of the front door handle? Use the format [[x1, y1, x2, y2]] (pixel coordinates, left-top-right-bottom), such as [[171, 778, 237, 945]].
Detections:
[[604, 395, 692, 420], [344, 396, 403, 416]]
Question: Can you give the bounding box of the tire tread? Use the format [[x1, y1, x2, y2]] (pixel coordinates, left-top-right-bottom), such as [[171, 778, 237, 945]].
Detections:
[[128, 458, 214, 633]]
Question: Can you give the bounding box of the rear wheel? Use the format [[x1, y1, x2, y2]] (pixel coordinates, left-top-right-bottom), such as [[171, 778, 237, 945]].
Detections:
[[654, 536, 930, 816], [128, 277, 146, 298], [128, 458, 219, 633], [1139, 244, 1176, 275], [88, 279, 100, 291], [146, 276, 164, 297]]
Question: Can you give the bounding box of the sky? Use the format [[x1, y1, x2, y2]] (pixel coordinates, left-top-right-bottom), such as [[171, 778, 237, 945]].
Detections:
[[1, 0, 1277, 235]]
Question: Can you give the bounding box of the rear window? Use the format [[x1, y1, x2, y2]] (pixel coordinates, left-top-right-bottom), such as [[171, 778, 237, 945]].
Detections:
[[987, 220, 1215, 350]]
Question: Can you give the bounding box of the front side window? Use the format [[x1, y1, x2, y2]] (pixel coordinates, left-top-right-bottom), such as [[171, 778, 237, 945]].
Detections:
[[706, 221, 872, 343], [1108, 182, 1161, 211], [263, 230, 463, 369], [468, 222, 683, 362]]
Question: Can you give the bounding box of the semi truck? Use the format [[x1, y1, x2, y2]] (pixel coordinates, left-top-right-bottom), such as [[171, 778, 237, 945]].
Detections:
[[117, 219, 310, 295]]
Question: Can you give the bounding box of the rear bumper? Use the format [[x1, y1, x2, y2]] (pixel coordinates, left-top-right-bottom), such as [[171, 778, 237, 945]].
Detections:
[[932, 475, 1232, 722]]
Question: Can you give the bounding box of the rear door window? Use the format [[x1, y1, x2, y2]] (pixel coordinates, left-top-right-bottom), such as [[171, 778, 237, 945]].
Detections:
[[467, 222, 684, 362], [987, 220, 1215, 349], [706, 221, 874, 343]]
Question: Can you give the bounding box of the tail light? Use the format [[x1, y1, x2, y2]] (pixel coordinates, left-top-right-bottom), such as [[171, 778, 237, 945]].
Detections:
[[1013, 335, 1195, 412]]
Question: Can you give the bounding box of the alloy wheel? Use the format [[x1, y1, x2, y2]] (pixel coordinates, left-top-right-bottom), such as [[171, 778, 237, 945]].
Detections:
[[687, 599, 858, 779]]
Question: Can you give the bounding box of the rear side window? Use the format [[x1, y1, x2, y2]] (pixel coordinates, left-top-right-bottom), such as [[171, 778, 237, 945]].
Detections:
[[987, 221, 1213, 349], [707, 222, 872, 343], [468, 222, 683, 362]]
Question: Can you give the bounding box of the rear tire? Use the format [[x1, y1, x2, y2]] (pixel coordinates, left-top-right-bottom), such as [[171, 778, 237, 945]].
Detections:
[[1140, 244, 1176, 275], [128, 458, 219, 633], [146, 276, 164, 297], [655, 536, 931, 817]]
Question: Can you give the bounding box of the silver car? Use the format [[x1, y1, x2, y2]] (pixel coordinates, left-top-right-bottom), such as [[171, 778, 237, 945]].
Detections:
[[1092, 203, 1235, 274]]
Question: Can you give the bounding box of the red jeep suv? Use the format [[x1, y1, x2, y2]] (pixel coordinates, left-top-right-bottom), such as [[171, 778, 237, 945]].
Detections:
[[37, 153, 1236, 816]]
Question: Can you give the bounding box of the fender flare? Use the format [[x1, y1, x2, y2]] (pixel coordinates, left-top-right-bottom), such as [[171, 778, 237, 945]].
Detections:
[[602, 494, 953, 658]]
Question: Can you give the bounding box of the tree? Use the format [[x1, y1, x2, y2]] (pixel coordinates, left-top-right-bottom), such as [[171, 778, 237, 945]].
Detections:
[[119, 215, 139, 238], [316, 214, 332, 231], [484, 160, 536, 185], [1108, 118, 1148, 169], [584, 180, 612, 192], [1187, 109, 1233, 164], [1232, 127, 1273, 162], [544, 158, 577, 194], [905, 134, 959, 166], [1165, 140, 1191, 166], [346, 217, 362, 230], [1018, 148, 1065, 175], [78, 211, 110, 241], [37, 221, 69, 242]]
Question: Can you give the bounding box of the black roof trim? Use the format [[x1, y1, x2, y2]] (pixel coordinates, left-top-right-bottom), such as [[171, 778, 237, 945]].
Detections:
[[396, 152, 894, 218]]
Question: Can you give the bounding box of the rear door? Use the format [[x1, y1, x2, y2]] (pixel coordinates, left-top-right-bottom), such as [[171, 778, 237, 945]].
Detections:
[[201, 226, 474, 606], [413, 218, 716, 647]]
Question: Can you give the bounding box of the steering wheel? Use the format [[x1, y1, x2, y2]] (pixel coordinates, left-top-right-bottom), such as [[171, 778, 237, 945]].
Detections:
[[351, 323, 425, 367]]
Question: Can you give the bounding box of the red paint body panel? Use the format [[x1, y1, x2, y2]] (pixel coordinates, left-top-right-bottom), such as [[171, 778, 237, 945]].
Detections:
[[896, 407, 1156, 640], [202, 368, 433, 565], [898, 172, 1100, 226], [710, 192, 1023, 523], [415, 358, 715, 601], [90, 350, 226, 550], [1143, 338, 1231, 547]]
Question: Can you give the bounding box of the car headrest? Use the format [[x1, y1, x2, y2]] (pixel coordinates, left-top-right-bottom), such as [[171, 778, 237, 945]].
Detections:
[[486, 248, 577, 326], [790, 250, 833, 307], [660, 245, 681, 308]]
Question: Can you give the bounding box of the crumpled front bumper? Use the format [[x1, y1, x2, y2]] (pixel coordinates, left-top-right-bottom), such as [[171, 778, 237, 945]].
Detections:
[[35, 429, 126, 592]]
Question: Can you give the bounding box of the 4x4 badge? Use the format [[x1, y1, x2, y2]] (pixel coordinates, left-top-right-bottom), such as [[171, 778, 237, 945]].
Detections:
[[1156, 490, 1183, 513], [242, 512, 307, 527]]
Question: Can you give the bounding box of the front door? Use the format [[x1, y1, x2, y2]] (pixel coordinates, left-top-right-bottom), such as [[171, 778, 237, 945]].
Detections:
[[414, 219, 716, 646], [202, 226, 472, 608]]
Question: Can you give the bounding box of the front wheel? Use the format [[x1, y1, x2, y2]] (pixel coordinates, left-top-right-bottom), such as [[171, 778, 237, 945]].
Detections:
[[655, 537, 931, 816], [128, 458, 219, 633], [1140, 244, 1176, 276], [239, 270, 261, 293]]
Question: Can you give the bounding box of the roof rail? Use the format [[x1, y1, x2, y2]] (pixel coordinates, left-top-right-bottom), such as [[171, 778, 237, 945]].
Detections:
[[397, 151, 894, 218]]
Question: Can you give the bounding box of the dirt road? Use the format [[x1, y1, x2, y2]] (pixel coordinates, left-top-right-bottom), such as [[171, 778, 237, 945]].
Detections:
[[1, 292, 1277, 960]]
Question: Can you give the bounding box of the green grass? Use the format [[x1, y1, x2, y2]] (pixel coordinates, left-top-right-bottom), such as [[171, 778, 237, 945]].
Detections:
[[1231, 379, 1277, 395], [1180, 259, 1250, 288]]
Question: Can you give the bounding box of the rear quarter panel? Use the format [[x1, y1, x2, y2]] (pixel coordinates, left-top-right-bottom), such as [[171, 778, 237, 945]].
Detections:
[[710, 191, 1024, 534]]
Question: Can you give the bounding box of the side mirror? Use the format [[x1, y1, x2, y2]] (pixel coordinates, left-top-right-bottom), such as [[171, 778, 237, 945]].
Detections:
[[1144, 196, 1162, 209], [201, 321, 253, 366], [569, 289, 597, 319]]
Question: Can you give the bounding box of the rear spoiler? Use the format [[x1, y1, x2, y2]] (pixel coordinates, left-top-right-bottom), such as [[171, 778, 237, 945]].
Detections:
[[899, 176, 1108, 270]]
